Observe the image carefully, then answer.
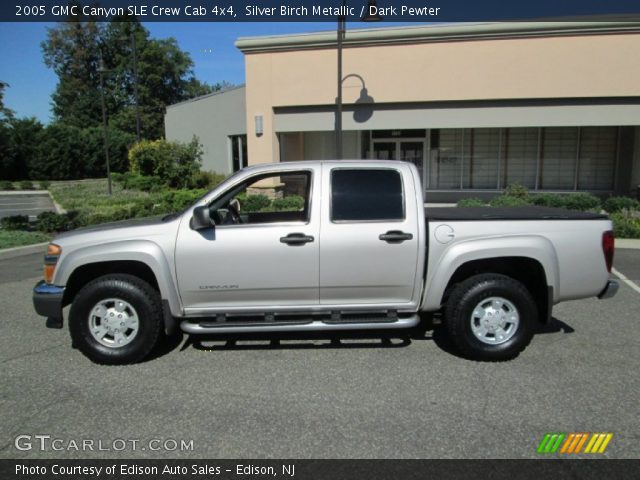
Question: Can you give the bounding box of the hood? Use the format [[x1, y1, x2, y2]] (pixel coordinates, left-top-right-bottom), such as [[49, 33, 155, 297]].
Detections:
[[52, 214, 181, 248], [58, 215, 168, 237]]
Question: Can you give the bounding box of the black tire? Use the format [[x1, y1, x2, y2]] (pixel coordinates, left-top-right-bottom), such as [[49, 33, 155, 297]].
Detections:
[[69, 274, 163, 365], [444, 273, 536, 361]]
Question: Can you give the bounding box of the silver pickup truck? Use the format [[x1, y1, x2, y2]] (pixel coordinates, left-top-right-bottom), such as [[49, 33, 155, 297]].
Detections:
[[33, 161, 618, 364]]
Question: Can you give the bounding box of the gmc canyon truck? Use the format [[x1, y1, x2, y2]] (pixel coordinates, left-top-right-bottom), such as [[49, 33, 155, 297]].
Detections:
[[33, 161, 619, 364]]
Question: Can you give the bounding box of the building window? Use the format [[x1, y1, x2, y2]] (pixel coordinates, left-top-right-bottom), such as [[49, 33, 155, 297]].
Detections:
[[504, 128, 538, 189], [230, 135, 247, 172], [331, 169, 404, 222], [427, 127, 619, 192], [540, 127, 578, 190], [577, 127, 618, 190], [465, 128, 501, 189]]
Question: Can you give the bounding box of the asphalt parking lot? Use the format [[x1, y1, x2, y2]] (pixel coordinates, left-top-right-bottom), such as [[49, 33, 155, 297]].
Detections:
[[0, 250, 638, 459], [0, 192, 56, 220]]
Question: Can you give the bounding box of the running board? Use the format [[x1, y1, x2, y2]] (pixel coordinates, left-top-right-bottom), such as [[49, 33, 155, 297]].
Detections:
[[180, 314, 420, 334]]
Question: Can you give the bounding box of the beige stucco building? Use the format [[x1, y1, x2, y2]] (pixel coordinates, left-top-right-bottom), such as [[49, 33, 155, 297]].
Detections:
[[166, 21, 640, 200]]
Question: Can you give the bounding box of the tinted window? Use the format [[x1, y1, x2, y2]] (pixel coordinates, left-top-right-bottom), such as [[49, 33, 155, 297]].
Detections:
[[331, 169, 404, 221]]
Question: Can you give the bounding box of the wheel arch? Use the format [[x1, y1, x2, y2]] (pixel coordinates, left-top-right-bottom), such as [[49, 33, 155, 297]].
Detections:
[[421, 236, 559, 323], [443, 258, 550, 323], [56, 240, 182, 318]]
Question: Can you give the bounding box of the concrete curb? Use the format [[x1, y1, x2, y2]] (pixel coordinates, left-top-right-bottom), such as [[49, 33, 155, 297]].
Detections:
[[0, 242, 48, 260], [616, 239, 640, 250], [48, 192, 66, 214]]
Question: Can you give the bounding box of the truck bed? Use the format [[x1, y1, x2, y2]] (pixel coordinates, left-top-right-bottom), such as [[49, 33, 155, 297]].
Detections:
[[425, 206, 608, 222]]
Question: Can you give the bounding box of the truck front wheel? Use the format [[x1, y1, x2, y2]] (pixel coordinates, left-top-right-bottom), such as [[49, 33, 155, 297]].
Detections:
[[444, 274, 536, 361], [69, 274, 163, 365]]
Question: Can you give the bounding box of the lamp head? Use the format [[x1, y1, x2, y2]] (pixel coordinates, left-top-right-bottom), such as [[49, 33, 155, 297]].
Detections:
[[361, 0, 384, 22]]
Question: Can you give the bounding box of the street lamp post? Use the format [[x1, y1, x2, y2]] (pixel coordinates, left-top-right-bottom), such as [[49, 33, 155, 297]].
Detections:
[[335, 0, 382, 159], [335, 12, 346, 159], [98, 58, 112, 195]]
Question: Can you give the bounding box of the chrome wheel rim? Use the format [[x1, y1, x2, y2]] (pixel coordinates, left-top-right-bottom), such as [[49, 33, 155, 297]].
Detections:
[[470, 296, 519, 345], [88, 298, 139, 348]]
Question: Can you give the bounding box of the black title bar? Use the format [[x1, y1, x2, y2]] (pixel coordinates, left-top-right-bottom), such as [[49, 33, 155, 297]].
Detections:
[[4, 0, 640, 22], [3, 459, 640, 480]]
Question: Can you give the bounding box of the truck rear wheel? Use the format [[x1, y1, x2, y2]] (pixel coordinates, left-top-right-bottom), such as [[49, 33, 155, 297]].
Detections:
[[69, 274, 163, 365], [444, 273, 536, 361]]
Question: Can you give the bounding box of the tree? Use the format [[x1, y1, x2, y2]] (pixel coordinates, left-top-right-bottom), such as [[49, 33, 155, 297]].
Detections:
[[41, 20, 103, 128], [0, 81, 14, 122], [29, 123, 135, 180], [5, 117, 44, 180], [42, 16, 223, 139]]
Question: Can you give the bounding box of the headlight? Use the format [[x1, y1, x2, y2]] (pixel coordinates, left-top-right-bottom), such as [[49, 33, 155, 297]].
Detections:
[[44, 243, 62, 284]]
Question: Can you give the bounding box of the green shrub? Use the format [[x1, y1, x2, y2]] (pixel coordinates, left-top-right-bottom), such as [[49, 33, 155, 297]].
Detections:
[[19, 180, 35, 190], [610, 211, 640, 239], [128, 137, 203, 189], [1, 215, 30, 231], [561, 193, 601, 212], [39, 180, 51, 190], [76, 205, 138, 226], [124, 175, 163, 192], [604, 196, 640, 214], [191, 171, 226, 189], [272, 195, 305, 211], [169, 189, 207, 211], [504, 183, 529, 199], [530, 192, 600, 211], [242, 194, 272, 212], [111, 172, 125, 184], [489, 195, 531, 207], [457, 198, 487, 207], [531, 193, 566, 208], [0, 180, 14, 190], [36, 211, 79, 233]]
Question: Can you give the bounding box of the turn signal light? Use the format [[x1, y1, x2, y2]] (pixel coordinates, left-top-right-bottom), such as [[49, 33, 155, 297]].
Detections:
[[44, 264, 56, 284], [47, 244, 62, 256], [44, 243, 62, 283]]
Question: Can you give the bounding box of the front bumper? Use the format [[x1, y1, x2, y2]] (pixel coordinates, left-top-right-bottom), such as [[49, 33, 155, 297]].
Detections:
[[598, 279, 619, 300], [33, 280, 65, 328]]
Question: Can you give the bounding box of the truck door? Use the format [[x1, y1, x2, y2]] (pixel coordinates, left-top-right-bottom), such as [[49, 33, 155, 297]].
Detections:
[[175, 168, 320, 312], [319, 164, 421, 307]]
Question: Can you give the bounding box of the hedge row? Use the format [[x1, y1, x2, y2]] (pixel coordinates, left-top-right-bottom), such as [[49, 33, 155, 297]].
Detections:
[[0, 180, 51, 191], [458, 192, 604, 211], [456, 189, 640, 238], [236, 193, 305, 213], [0, 189, 208, 234], [112, 171, 226, 192]]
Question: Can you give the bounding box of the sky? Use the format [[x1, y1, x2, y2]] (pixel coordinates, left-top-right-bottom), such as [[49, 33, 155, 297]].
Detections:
[[0, 21, 412, 123]]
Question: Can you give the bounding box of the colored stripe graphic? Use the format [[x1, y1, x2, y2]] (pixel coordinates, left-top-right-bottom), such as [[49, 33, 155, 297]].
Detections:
[[537, 433, 565, 454], [585, 433, 613, 453], [538, 433, 613, 454]]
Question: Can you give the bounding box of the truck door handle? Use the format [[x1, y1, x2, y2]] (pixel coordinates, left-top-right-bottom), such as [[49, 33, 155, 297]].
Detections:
[[379, 231, 413, 243], [280, 233, 315, 246]]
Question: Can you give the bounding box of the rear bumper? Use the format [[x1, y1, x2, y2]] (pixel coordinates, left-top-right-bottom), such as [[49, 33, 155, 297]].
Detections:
[[598, 279, 619, 300], [33, 280, 65, 328]]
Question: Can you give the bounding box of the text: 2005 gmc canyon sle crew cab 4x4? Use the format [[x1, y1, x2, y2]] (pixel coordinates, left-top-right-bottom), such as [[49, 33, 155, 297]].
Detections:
[[33, 161, 618, 364]]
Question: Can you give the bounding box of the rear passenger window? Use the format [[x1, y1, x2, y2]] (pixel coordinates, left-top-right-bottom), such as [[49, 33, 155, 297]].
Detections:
[[331, 169, 404, 222]]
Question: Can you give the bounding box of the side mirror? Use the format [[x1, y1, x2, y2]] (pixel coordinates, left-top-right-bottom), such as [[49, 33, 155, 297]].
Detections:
[[190, 205, 213, 231]]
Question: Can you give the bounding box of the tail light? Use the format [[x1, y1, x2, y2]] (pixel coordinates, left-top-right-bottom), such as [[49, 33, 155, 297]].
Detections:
[[602, 230, 614, 273], [44, 243, 62, 283]]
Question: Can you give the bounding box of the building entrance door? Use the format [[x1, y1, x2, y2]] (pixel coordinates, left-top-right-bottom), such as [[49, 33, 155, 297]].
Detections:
[[372, 139, 426, 189]]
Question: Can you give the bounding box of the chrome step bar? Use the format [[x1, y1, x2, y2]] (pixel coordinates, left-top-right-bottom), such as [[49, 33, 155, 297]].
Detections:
[[180, 314, 420, 334]]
